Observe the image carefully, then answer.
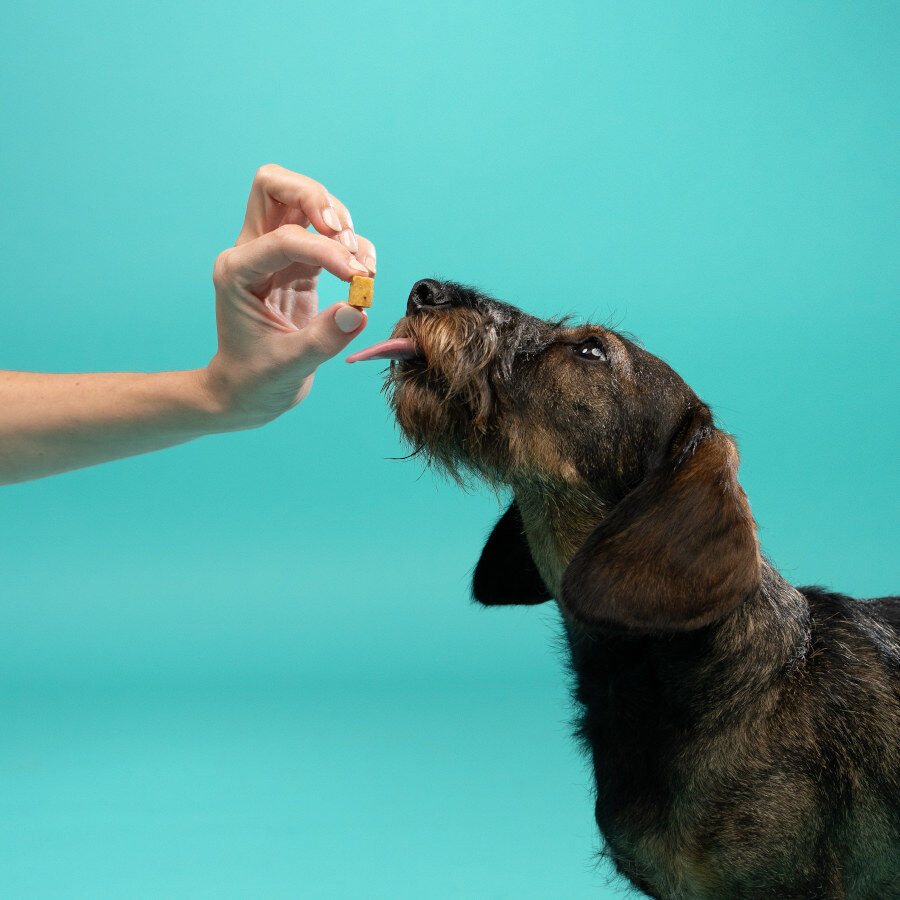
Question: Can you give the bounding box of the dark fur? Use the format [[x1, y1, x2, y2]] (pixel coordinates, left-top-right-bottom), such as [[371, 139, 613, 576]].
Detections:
[[385, 280, 899, 898]]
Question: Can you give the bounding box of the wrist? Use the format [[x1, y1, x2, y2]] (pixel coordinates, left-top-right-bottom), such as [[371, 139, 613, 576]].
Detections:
[[199, 356, 287, 433], [163, 368, 235, 436]]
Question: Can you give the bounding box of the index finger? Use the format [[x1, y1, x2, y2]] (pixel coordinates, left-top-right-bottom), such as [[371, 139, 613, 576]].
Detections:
[[237, 164, 345, 243], [218, 224, 371, 291]]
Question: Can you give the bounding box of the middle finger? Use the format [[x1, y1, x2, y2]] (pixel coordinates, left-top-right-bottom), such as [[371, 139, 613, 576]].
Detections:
[[237, 164, 344, 244], [327, 193, 360, 255]]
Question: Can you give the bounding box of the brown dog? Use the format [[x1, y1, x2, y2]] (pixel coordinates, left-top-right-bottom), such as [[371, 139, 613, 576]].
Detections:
[[349, 279, 900, 898]]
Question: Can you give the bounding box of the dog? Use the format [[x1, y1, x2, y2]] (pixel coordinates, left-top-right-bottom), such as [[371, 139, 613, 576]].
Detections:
[[349, 279, 900, 898]]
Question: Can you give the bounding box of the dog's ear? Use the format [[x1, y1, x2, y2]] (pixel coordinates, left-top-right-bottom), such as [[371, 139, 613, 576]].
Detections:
[[473, 503, 552, 606], [561, 409, 761, 631]]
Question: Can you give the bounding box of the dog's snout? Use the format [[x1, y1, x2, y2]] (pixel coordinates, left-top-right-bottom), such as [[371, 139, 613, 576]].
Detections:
[[407, 279, 447, 315]]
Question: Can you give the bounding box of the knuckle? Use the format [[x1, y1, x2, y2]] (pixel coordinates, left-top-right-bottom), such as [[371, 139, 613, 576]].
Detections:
[[212, 250, 234, 287], [254, 163, 278, 184], [313, 186, 330, 210], [273, 222, 303, 242]]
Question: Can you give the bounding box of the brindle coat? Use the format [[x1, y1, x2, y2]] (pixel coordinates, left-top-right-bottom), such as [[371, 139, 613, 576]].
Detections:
[[385, 279, 899, 899]]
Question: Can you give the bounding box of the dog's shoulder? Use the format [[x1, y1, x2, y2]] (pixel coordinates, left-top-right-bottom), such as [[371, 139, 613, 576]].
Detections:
[[798, 583, 900, 643], [861, 594, 900, 633], [796, 583, 900, 728]]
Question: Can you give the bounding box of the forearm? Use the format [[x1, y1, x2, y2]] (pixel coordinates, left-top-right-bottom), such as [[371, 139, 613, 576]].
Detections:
[[0, 369, 223, 485]]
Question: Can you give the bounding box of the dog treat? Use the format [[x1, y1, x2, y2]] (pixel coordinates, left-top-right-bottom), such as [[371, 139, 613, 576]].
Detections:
[[348, 276, 374, 309]]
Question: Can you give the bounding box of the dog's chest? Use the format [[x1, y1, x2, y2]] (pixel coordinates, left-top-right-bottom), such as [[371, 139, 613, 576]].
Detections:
[[583, 711, 732, 898], [570, 638, 853, 898], [568, 632, 761, 897]]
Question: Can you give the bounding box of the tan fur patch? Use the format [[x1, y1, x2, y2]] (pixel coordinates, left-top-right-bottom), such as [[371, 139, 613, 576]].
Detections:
[[514, 479, 606, 598]]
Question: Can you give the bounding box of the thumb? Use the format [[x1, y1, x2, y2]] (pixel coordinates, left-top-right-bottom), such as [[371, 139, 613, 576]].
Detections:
[[293, 302, 368, 370]]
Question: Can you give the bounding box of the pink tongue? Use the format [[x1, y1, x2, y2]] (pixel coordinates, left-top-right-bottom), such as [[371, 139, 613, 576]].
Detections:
[[345, 337, 420, 364]]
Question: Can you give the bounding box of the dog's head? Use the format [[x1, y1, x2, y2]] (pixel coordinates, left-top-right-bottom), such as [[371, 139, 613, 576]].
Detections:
[[352, 279, 761, 632]]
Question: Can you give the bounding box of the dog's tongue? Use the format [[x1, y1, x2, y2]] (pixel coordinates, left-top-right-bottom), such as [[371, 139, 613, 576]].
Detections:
[[346, 337, 419, 364]]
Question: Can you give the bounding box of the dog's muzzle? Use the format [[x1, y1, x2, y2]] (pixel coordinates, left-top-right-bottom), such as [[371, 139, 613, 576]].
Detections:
[[344, 279, 448, 364]]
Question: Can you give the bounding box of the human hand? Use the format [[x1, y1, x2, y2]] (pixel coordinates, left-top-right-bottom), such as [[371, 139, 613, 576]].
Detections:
[[204, 164, 376, 430]]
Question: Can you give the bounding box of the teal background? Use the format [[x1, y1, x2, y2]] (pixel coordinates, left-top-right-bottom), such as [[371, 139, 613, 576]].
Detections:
[[1, 1, 897, 896]]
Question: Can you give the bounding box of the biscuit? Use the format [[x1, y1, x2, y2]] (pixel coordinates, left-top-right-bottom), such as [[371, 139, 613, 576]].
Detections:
[[348, 276, 374, 309]]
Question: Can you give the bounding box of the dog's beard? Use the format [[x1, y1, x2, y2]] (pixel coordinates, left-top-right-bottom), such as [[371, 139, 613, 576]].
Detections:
[[383, 309, 512, 485]]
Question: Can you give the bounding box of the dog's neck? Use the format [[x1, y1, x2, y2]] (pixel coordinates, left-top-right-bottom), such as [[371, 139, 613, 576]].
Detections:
[[512, 478, 811, 699], [565, 559, 811, 712], [512, 477, 609, 598]]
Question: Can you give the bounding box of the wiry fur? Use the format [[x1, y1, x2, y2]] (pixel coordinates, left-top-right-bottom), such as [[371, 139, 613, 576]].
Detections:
[[386, 279, 900, 899], [384, 281, 570, 486]]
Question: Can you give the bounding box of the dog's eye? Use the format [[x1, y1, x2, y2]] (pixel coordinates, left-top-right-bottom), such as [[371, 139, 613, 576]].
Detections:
[[573, 338, 607, 362]]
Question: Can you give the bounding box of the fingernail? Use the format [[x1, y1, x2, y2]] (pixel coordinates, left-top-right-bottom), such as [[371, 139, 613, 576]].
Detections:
[[335, 304, 364, 333], [364, 255, 376, 273], [322, 207, 342, 231], [339, 230, 359, 253], [348, 257, 369, 274]]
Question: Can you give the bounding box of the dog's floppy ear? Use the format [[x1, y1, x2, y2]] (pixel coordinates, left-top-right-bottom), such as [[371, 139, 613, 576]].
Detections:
[[561, 408, 761, 631], [473, 503, 552, 606]]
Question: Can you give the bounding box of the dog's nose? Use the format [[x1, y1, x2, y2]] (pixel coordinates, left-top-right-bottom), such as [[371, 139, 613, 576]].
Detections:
[[407, 279, 447, 315]]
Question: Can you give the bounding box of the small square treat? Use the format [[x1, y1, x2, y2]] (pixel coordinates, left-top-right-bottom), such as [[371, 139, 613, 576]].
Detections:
[[348, 276, 374, 309]]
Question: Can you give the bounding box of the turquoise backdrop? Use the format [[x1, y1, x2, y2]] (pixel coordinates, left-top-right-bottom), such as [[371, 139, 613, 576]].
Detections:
[[1, 1, 897, 896]]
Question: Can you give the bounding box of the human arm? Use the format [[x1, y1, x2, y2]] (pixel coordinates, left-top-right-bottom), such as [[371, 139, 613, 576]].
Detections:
[[0, 165, 375, 486]]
